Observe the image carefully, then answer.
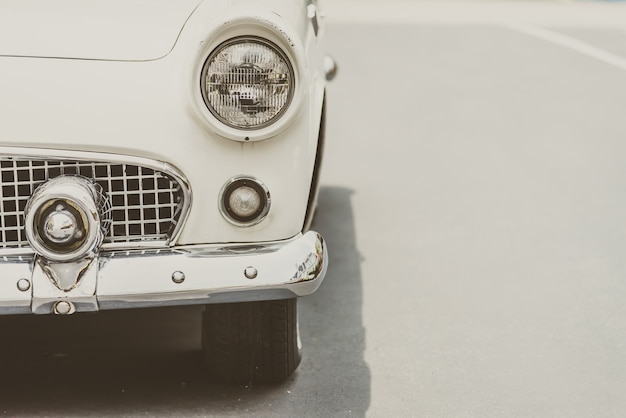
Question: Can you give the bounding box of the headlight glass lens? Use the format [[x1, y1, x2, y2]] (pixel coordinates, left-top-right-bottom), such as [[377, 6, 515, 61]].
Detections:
[[201, 37, 295, 130]]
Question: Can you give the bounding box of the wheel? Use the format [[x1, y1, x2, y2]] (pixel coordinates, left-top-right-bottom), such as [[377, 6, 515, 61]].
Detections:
[[201, 298, 302, 384]]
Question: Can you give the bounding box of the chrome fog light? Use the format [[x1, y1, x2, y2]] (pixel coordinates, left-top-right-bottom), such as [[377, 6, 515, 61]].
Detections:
[[25, 176, 110, 262], [40, 202, 85, 249], [219, 176, 270, 226]]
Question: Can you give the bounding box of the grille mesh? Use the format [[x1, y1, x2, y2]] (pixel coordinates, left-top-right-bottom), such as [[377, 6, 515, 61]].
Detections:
[[0, 158, 185, 250]]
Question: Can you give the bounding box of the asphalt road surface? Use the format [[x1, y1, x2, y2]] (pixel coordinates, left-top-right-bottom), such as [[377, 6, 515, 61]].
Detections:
[[3, 1, 626, 416]]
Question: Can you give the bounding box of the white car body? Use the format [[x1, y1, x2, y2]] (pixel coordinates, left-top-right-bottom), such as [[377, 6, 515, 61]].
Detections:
[[0, 0, 331, 382], [0, 0, 326, 244]]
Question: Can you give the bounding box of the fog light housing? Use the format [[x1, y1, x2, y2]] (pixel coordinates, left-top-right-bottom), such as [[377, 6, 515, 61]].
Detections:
[[25, 176, 110, 262], [219, 176, 270, 227]]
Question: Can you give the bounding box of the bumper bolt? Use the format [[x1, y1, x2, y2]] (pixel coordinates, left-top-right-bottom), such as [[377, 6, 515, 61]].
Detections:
[[17, 278, 31, 292], [244, 266, 258, 280], [172, 271, 185, 284], [54, 301, 73, 315]]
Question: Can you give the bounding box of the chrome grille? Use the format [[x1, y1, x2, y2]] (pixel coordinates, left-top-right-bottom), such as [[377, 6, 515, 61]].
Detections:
[[0, 157, 186, 250]]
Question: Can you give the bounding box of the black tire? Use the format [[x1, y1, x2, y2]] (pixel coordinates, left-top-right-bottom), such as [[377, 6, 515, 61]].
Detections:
[[201, 298, 302, 384]]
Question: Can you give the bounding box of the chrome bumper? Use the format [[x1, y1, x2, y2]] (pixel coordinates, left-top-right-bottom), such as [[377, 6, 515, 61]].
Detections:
[[0, 231, 327, 315]]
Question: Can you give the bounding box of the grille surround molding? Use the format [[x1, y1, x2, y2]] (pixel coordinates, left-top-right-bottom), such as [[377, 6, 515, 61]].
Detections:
[[0, 148, 191, 255]]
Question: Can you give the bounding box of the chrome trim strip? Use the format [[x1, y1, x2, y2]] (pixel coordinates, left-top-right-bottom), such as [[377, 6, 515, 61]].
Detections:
[[0, 239, 177, 257], [0, 147, 192, 253], [0, 231, 327, 314]]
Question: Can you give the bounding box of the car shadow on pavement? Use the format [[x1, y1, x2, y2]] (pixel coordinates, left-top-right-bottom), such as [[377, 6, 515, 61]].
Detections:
[[0, 186, 370, 416], [296, 186, 371, 415]]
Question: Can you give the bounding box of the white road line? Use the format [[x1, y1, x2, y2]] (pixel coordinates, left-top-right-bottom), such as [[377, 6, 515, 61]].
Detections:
[[324, 1, 626, 27], [505, 22, 626, 72], [324, 1, 626, 72]]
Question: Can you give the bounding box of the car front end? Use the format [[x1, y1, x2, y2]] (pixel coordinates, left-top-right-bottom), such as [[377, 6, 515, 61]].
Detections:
[[0, 0, 332, 383]]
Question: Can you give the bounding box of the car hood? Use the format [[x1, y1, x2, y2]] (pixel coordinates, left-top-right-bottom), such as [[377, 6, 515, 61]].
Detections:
[[0, 0, 202, 61]]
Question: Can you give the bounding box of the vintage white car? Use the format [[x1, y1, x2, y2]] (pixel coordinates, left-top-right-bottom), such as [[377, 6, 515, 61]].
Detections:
[[0, 0, 334, 383]]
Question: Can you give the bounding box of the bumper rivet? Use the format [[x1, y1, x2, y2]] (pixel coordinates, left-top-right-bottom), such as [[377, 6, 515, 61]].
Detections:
[[17, 278, 31, 292], [54, 301, 73, 315], [244, 266, 258, 280], [172, 271, 185, 284]]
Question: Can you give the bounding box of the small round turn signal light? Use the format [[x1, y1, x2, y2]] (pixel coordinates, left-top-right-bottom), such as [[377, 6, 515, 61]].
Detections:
[[219, 176, 270, 227]]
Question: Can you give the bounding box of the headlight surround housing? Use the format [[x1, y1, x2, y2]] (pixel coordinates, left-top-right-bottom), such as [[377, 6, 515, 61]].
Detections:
[[200, 36, 295, 131]]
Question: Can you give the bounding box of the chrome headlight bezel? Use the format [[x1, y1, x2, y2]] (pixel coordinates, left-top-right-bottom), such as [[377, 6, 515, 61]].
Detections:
[[193, 14, 305, 142], [200, 36, 295, 131]]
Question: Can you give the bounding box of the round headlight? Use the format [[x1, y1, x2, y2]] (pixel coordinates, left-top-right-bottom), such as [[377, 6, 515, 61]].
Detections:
[[200, 37, 295, 130]]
